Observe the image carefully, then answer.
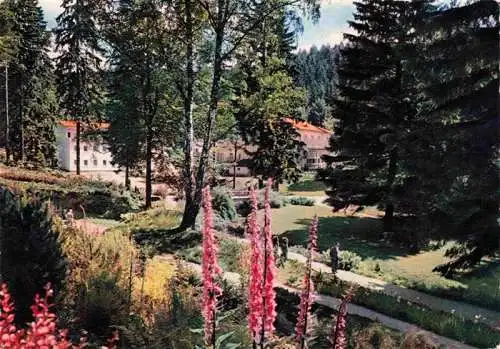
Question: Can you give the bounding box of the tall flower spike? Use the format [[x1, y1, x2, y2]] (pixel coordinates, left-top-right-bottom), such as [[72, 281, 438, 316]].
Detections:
[[261, 178, 277, 342], [201, 186, 223, 346], [295, 215, 318, 348], [248, 187, 264, 343], [329, 286, 357, 349]]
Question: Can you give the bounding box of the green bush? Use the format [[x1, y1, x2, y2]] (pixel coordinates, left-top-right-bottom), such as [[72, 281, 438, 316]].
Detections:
[[236, 200, 253, 217], [0, 177, 141, 219], [289, 196, 315, 206], [211, 187, 237, 221], [339, 250, 362, 271], [77, 272, 129, 336], [0, 187, 67, 323], [288, 180, 326, 192]]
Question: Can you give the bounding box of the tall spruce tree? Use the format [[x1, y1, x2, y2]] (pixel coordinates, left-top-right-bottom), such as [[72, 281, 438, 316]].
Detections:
[[412, 1, 499, 275], [7, 0, 57, 165], [318, 0, 429, 234], [105, 0, 180, 207], [54, 0, 105, 175]]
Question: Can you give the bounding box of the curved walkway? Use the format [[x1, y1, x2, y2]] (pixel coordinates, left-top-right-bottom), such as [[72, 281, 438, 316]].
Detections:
[[288, 252, 500, 330], [182, 259, 476, 349]]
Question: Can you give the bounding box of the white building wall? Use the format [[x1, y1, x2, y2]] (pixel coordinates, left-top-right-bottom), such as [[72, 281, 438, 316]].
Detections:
[[56, 125, 119, 172]]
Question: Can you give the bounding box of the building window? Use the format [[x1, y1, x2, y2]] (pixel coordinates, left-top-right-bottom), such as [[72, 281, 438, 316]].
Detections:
[[67, 132, 71, 138], [93, 144, 99, 152], [93, 160, 98, 166], [84, 160, 88, 166], [83, 145, 88, 152], [103, 160, 107, 166]]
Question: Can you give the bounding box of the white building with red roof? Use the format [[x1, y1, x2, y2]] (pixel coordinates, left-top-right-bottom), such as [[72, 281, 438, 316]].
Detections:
[[55, 120, 118, 172]]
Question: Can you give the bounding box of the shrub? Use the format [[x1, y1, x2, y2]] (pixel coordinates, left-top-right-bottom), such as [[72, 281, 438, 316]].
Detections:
[[237, 190, 289, 217], [56, 220, 137, 335], [77, 272, 129, 336], [288, 180, 326, 192], [0, 187, 67, 323], [353, 324, 399, 349], [289, 196, 315, 206], [227, 223, 245, 237], [211, 186, 237, 220], [237, 200, 253, 217], [339, 250, 362, 271]]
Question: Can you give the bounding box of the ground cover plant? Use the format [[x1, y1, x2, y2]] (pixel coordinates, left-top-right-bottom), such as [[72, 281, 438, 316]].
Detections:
[[315, 275, 500, 348]]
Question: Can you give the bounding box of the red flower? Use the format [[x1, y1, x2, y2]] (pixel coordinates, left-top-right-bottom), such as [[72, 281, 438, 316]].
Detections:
[[329, 286, 356, 349], [295, 216, 318, 348], [247, 187, 264, 342], [201, 186, 223, 346], [261, 179, 277, 337]]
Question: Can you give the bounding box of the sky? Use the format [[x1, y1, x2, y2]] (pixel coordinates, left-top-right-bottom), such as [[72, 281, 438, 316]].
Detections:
[[39, 0, 356, 50], [297, 0, 355, 50]]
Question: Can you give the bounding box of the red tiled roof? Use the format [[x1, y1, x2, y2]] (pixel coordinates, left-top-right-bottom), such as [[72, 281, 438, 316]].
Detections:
[[283, 118, 332, 134], [59, 120, 110, 130]]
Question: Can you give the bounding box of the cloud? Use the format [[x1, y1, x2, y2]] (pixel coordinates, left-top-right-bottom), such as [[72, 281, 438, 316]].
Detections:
[[297, 2, 355, 50], [39, 0, 61, 15]]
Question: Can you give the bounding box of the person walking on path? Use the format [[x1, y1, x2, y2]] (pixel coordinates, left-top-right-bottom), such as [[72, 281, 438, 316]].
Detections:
[[330, 242, 340, 275], [279, 237, 289, 267], [272, 234, 282, 267]]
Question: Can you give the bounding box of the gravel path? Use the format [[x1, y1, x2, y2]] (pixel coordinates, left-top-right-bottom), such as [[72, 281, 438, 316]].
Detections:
[[181, 258, 477, 349], [288, 252, 500, 330]]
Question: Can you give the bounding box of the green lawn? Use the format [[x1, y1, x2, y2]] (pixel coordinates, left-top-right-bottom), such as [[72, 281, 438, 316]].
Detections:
[[264, 205, 500, 310]]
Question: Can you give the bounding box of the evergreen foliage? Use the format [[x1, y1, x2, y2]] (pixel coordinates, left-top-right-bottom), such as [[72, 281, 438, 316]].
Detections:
[[6, 0, 57, 165], [104, 0, 180, 205], [231, 3, 308, 187], [413, 1, 499, 275], [0, 187, 67, 324], [54, 0, 105, 174], [318, 0, 430, 233], [293, 45, 340, 126]]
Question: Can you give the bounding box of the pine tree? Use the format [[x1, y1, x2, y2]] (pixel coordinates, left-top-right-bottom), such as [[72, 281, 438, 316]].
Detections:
[[7, 0, 57, 165], [413, 1, 499, 275], [292, 45, 340, 126], [54, 0, 105, 175], [0, 187, 67, 324], [234, 57, 306, 187], [104, 0, 180, 206], [105, 72, 144, 190], [231, 3, 309, 189], [318, 0, 429, 233]]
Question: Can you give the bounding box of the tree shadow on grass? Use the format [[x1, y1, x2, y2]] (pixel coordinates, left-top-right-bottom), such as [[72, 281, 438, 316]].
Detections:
[[282, 216, 408, 260]]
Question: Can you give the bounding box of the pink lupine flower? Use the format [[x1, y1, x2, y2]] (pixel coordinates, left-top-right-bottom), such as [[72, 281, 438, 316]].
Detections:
[[247, 187, 264, 343], [295, 215, 318, 348], [261, 178, 277, 340], [329, 286, 356, 349], [201, 186, 223, 346]]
